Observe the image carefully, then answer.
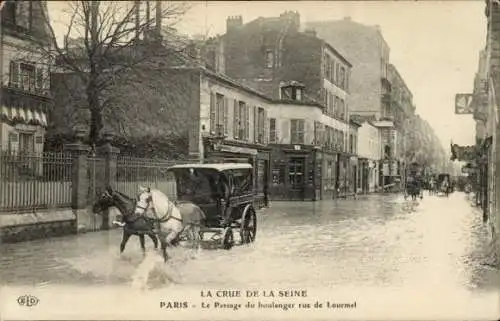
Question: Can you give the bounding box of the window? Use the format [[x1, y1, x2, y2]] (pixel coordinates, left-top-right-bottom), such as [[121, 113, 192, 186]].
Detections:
[[328, 93, 334, 116], [265, 50, 274, 69], [325, 56, 331, 80], [269, 118, 277, 143], [290, 119, 305, 144], [256, 107, 266, 143], [349, 134, 354, 154], [339, 66, 346, 89], [339, 99, 345, 120], [20, 63, 35, 91], [288, 158, 305, 187], [233, 100, 248, 140], [334, 96, 340, 118], [215, 93, 226, 136], [237, 101, 249, 140], [272, 165, 285, 185], [9, 61, 19, 86], [19, 132, 35, 155]]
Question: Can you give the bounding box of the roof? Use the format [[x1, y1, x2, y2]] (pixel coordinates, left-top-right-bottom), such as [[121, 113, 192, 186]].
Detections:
[[168, 163, 253, 171]]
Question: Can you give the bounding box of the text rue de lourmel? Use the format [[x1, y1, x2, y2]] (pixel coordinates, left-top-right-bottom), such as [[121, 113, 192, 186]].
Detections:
[[159, 289, 357, 311]]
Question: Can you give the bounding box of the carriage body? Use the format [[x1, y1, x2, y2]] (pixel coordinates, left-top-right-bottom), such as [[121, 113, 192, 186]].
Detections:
[[437, 173, 452, 195], [166, 163, 257, 249], [405, 162, 423, 198]]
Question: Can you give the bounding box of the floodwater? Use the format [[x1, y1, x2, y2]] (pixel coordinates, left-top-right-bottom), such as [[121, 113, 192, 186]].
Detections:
[[0, 192, 498, 292]]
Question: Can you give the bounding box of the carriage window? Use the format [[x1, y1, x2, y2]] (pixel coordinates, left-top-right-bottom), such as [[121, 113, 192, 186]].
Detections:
[[231, 169, 252, 196]]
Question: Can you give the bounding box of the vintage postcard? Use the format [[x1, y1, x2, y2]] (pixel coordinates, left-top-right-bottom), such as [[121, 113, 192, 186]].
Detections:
[[0, 0, 499, 320]]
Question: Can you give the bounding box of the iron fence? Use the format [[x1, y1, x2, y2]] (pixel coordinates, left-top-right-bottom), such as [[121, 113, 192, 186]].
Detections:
[[116, 156, 187, 200], [0, 151, 73, 212]]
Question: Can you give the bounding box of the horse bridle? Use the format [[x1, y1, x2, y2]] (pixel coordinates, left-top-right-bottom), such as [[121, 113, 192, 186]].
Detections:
[[135, 190, 182, 223]]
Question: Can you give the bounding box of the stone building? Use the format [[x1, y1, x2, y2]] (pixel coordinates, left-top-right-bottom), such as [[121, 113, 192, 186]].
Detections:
[[266, 82, 358, 200], [306, 19, 401, 188], [204, 12, 354, 198], [477, 0, 500, 264], [387, 64, 416, 174], [307, 18, 390, 119], [0, 1, 52, 157]]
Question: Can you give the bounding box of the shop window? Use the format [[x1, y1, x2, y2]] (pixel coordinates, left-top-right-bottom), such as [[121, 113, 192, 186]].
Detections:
[[272, 165, 285, 185]]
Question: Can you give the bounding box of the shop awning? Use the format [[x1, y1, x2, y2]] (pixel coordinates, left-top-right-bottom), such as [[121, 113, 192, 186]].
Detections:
[[1, 105, 47, 127]]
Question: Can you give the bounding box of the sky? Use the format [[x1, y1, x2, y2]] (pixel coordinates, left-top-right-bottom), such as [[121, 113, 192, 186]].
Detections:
[[47, 1, 487, 150]]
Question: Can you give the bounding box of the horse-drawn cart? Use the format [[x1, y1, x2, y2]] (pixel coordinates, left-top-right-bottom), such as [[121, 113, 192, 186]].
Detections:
[[436, 173, 452, 196], [167, 163, 257, 250], [404, 162, 423, 200]]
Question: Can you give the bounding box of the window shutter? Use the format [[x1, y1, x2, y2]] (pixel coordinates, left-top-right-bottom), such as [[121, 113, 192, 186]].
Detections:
[[9, 61, 19, 86], [264, 109, 269, 144], [36, 67, 43, 89], [275, 118, 280, 143], [246, 105, 250, 141], [233, 99, 239, 139], [210, 92, 216, 134], [253, 106, 258, 143], [224, 97, 229, 136]]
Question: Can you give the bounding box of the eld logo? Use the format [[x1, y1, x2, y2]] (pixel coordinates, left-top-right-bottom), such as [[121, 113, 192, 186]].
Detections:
[[17, 295, 39, 307]]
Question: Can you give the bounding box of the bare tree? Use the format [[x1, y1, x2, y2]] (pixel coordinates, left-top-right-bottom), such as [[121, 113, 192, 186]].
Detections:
[[23, 1, 193, 146]]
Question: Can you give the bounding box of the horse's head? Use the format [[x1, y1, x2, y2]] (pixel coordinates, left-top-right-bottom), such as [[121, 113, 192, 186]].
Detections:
[[135, 186, 153, 216], [92, 186, 115, 214]]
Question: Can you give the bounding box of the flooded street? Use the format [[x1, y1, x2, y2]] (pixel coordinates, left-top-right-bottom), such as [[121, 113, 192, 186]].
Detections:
[[1, 192, 498, 293]]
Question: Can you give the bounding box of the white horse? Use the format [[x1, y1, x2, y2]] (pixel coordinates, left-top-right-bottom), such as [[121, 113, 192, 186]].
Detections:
[[134, 187, 205, 262]]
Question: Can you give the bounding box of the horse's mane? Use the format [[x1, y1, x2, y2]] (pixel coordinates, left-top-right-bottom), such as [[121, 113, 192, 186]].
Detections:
[[111, 189, 135, 213], [150, 189, 172, 217]]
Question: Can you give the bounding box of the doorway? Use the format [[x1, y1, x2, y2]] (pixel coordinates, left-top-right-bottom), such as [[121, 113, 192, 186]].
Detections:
[[288, 157, 305, 200]]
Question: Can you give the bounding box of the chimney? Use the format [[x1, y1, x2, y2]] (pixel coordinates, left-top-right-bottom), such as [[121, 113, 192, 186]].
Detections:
[[226, 15, 243, 33]]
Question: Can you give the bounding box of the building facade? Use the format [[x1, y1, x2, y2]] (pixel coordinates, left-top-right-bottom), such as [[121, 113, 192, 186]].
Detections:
[[306, 18, 405, 189], [0, 1, 51, 159], [356, 119, 382, 193], [200, 13, 354, 199], [266, 82, 357, 200], [476, 0, 500, 263]]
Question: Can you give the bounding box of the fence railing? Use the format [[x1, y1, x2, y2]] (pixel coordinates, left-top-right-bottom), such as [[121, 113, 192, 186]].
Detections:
[[116, 156, 187, 200], [0, 151, 73, 212]]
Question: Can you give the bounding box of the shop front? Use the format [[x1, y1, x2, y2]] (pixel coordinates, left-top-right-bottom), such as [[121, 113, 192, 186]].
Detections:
[[269, 144, 321, 201], [203, 138, 271, 207], [321, 151, 338, 199], [336, 153, 350, 197]]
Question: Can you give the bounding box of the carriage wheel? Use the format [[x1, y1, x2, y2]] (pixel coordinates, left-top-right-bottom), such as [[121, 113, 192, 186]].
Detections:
[[222, 227, 234, 250], [240, 208, 257, 244]]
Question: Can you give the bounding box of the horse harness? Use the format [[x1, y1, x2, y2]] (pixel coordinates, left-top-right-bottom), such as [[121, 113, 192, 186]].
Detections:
[[136, 194, 183, 224]]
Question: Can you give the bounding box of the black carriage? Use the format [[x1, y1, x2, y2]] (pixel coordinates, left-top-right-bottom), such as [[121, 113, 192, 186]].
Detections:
[[405, 162, 423, 199], [167, 163, 257, 250], [437, 173, 452, 196]]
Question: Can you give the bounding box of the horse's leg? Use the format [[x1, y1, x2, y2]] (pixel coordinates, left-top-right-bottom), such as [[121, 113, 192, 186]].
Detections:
[[120, 230, 132, 254], [148, 232, 158, 249], [161, 239, 168, 263], [139, 234, 146, 255]]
